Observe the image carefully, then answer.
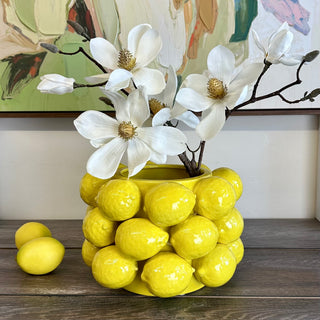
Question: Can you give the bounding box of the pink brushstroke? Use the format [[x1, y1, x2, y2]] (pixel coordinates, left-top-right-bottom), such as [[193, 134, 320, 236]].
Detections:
[[261, 0, 310, 35]]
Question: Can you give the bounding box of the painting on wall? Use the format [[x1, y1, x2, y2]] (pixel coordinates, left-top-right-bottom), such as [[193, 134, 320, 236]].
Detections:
[[0, 0, 319, 114]]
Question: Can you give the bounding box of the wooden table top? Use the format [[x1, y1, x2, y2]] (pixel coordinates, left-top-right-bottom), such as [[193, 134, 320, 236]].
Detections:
[[1, 219, 320, 320]]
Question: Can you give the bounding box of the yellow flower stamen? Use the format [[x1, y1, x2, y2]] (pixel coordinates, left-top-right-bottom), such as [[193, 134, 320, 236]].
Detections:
[[149, 98, 166, 115], [118, 49, 136, 71], [118, 121, 137, 140], [207, 78, 227, 100]]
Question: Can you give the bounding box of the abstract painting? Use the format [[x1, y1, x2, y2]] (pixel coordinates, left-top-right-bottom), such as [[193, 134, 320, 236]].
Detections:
[[0, 0, 319, 113]]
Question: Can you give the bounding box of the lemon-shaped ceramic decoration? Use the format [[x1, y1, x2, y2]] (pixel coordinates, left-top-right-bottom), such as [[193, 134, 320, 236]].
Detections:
[[141, 252, 194, 297], [215, 208, 244, 244], [82, 207, 117, 247], [80, 173, 108, 207], [212, 167, 243, 200], [96, 179, 141, 221], [115, 218, 169, 260], [194, 176, 236, 220], [81, 239, 100, 267], [15, 222, 52, 249], [227, 238, 244, 264], [144, 182, 196, 227], [170, 215, 219, 260], [17, 237, 65, 275], [193, 244, 237, 287]]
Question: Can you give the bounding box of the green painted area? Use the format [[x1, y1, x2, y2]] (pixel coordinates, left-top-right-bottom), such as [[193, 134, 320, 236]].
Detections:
[[229, 0, 257, 42], [14, 0, 37, 32]]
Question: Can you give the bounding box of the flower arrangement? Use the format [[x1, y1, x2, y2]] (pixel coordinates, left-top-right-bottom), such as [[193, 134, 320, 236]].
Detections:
[[37, 22, 319, 179]]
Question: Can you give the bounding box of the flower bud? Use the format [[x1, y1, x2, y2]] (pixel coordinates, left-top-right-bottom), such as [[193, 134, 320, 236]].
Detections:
[[37, 74, 75, 95]]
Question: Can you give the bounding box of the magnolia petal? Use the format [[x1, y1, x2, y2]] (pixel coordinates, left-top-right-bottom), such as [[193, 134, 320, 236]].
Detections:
[[150, 150, 167, 164], [126, 87, 150, 127], [138, 126, 187, 156], [268, 29, 293, 62], [252, 29, 266, 55], [87, 137, 127, 179], [207, 45, 235, 85], [279, 54, 303, 66], [161, 65, 177, 106], [90, 37, 118, 70], [176, 88, 213, 112], [127, 138, 151, 177], [176, 111, 200, 129], [133, 67, 165, 95], [74, 110, 118, 140], [235, 85, 249, 106], [90, 137, 112, 148], [134, 28, 162, 68], [196, 105, 226, 141], [100, 90, 129, 122], [105, 69, 132, 92], [182, 74, 208, 96], [85, 73, 110, 84], [127, 24, 152, 56], [152, 108, 171, 126]]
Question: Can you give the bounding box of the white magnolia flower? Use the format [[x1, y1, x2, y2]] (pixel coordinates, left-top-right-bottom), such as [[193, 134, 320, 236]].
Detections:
[[176, 45, 263, 141], [150, 66, 199, 128], [89, 24, 166, 95], [252, 22, 303, 66], [37, 74, 75, 94], [74, 88, 187, 179]]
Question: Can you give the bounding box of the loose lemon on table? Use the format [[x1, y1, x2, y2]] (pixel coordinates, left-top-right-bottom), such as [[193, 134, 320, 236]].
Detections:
[[193, 176, 236, 221], [141, 252, 194, 297], [96, 179, 141, 221], [81, 239, 100, 267], [79, 173, 108, 207], [115, 218, 169, 260], [212, 167, 243, 200], [193, 244, 237, 287], [82, 207, 117, 247], [144, 182, 196, 227], [15, 222, 52, 249], [227, 238, 244, 264], [170, 215, 219, 260], [92, 245, 138, 289], [215, 208, 244, 244], [17, 237, 65, 275]]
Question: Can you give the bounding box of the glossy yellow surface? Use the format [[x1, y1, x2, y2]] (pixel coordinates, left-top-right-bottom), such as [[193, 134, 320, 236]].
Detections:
[[170, 215, 219, 260], [15, 222, 52, 249], [96, 179, 141, 221], [82, 207, 117, 247], [92, 245, 138, 289], [194, 176, 237, 220], [144, 182, 196, 227], [227, 238, 244, 264], [17, 237, 65, 275], [81, 239, 100, 267], [141, 252, 194, 297], [212, 167, 243, 200], [115, 218, 169, 260], [193, 244, 237, 287]]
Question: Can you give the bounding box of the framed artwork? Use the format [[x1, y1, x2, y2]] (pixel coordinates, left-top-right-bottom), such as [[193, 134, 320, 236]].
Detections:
[[0, 0, 319, 116]]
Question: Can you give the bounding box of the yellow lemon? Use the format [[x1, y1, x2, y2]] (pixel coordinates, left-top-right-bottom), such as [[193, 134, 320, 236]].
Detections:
[[170, 215, 219, 260], [80, 173, 108, 206], [141, 252, 194, 297], [17, 237, 65, 275], [82, 207, 117, 247], [144, 182, 196, 227], [194, 176, 236, 221], [115, 218, 169, 260], [212, 167, 243, 200], [92, 245, 138, 289], [96, 179, 141, 221], [15, 222, 52, 249], [215, 208, 244, 244], [227, 238, 244, 264], [81, 239, 100, 267], [193, 244, 237, 287]]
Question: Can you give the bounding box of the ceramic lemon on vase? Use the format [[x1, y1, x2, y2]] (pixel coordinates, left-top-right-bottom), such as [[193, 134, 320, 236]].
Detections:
[[36, 21, 319, 297]]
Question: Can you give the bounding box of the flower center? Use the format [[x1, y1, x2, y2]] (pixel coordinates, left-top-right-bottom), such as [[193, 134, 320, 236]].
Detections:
[[149, 98, 166, 115], [118, 121, 137, 140], [207, 78, 227, 100], [118, 49, 136, 71]]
